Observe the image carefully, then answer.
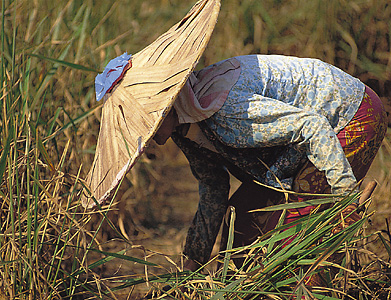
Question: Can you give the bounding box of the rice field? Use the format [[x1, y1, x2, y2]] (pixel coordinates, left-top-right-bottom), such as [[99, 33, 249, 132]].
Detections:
[[1, 0, 390, 299]]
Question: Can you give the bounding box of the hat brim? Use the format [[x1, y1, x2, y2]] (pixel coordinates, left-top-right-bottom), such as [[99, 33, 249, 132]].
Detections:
[[82, 0, 220, 208]]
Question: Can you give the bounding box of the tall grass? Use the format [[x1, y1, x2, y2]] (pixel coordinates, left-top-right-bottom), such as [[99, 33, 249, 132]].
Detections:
[[0, 0, 156, 298], [145, 194, 391, 299], [0, 0, 390, 298]]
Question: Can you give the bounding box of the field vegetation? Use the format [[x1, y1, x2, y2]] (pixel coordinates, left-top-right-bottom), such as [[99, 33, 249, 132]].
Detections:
[[1, 0, 390, 299]]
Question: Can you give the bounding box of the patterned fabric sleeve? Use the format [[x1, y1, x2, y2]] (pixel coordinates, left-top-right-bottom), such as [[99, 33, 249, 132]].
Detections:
[[171, 132, 230, 264], [207, 94, 358, 194], [265, 145, 306, 189]]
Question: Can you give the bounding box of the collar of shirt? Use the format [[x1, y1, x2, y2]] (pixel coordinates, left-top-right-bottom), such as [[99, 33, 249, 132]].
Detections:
[[174, 57, 241, 123]]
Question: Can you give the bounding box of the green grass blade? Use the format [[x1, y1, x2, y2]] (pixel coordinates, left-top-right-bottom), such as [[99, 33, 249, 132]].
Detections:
[[27, 53, 99, 73], [250, 197, 337, 212], [75, 6, 90, 63], [30, 43, 72, 109], [377, 232, 391, 258], [221, 206, 235, 283], [210, 278, 246, 300], [45, 103, 102, 142], [87, 248, 158, 266], [0, 122, 13, 185]]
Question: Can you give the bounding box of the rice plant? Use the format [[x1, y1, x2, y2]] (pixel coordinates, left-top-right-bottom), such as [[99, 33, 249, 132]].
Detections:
[[0, 0, 390, 299], [141, 193, 391, 299]]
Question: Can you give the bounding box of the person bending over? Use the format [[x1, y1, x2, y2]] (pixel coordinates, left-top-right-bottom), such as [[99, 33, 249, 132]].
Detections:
[[153, 54, 387, 271]]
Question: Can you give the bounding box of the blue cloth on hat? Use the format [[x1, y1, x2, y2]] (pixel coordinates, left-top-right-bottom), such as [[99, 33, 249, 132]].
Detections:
[[95, 52, 132, 101]]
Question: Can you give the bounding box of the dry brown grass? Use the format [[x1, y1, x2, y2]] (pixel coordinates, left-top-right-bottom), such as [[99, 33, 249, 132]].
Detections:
[[1, 0, 390, 298]]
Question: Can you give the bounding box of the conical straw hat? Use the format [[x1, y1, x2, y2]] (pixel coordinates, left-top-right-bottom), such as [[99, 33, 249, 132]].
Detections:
[[82, 0, 221, 208]]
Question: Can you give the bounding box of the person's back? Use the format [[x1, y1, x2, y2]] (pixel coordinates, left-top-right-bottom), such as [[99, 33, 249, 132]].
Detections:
[[232, 54, 364, 132]]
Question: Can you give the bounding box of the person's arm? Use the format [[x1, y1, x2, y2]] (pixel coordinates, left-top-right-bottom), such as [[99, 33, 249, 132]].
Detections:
[[264, 145, 306, 190], [171, 133, 230, 266], [215, 95, 358, 194]]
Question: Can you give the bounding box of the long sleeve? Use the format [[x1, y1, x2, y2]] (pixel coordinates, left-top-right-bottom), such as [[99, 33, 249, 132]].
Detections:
[[207, 95, 358, 194], [171, 133, 230, 264], [201, 54, 365, 195], [264, 145, 306, 189], [253, 96, 358, 194]]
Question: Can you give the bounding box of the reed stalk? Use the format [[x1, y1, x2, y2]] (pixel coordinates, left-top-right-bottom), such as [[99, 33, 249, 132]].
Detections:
[[0, 0, 390, 298]]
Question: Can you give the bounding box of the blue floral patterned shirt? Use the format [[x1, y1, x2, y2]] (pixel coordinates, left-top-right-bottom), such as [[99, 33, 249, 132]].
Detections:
[[173, 54, 365, 264], [203, 55, 364, 194]]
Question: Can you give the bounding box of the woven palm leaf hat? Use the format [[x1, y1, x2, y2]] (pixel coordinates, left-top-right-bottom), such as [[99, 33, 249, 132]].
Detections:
[[82, 0, 221, 208]]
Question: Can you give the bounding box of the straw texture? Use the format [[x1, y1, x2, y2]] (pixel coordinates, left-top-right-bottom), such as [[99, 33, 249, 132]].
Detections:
[[82, 0, 220, 208]]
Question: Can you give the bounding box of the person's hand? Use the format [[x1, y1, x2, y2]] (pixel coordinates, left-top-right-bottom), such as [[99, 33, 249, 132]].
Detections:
[[331, 203, 361, 235]]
